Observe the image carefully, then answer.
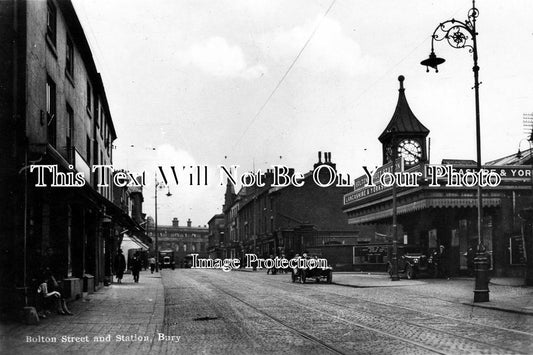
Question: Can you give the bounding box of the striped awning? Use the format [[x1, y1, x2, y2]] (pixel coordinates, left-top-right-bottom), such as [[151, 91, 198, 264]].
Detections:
[[348, 197, 501, 224]]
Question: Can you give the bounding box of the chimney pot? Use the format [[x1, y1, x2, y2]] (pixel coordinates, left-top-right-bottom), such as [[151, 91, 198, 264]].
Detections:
[[318, 151, 322, 163]]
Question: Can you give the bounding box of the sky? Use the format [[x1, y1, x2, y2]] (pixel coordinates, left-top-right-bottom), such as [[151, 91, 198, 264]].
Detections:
[[71, 0, 533, 227]]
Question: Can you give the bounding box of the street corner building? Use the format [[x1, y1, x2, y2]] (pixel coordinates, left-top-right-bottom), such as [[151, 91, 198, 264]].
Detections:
[[342, 76, 533, 282], [0, 0, 149, 314], [211, 152, 381, 270]]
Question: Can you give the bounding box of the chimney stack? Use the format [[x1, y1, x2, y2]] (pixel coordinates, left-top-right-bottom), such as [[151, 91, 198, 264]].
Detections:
[[172, 218, 179, 227], [187, 218, 192, 227]]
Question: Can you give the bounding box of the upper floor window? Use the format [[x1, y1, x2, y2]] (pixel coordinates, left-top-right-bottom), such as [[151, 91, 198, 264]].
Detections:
[[100, 111, 105, 138], [46, 76, 56, 147], [86, 135, 91, 165], [102, 116, 106, 139], [46, 1, 57, 46], [66, 103, 74, 161], [94, 96, 99, 122], [66, 36, 74, 78], [86, 81, 92, 114]]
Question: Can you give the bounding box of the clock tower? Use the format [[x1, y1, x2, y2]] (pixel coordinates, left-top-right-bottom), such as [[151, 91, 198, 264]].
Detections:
[[378, 75, 429, 167]]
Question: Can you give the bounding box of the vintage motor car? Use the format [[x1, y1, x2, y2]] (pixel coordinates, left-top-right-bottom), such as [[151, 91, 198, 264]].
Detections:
[[291, 259, 333, 284], [386, 245, 433, 279], [159, 250, 176, 270]]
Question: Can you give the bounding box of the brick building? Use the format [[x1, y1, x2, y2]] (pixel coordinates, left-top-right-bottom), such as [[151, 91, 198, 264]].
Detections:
[[207, 214, 225, 259], [217, 152, 378, 269], [0, 0, 141, 310], [146, 218, 209, 268], [343, 76, 533, 280]]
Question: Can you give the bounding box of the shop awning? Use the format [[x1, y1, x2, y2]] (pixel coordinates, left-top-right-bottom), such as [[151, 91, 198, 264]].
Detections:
[[348, 197, 501, 224], [121, 234, 149, 251]]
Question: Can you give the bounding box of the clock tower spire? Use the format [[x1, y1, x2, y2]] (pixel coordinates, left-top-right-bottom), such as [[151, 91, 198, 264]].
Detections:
[[378, 75, 430, 166]]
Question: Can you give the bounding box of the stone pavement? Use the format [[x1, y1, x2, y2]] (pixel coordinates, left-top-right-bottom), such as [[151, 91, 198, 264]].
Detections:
[[0, 270, 170, 355], [332, 272, 533, 315]]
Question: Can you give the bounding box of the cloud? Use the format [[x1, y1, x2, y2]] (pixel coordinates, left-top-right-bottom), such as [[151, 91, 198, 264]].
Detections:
[[178, 37, 266, 79], [263, 16, 371, 76]]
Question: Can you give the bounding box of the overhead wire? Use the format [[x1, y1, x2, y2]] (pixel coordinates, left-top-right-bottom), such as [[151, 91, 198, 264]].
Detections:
[[231, 0, 337, 152]]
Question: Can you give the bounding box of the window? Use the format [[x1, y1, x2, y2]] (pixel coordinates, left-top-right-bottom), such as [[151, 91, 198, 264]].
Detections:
[[86, 81, 92, 113], [100, 111, 104, 138], [93, 145, 98, 165], [66, 36, 74, 78], [46, 0, 57, 46], [105, 131, 110, 154], [86, 135, 91, 164], [100, 110, 105, 139], [46, 76, 56, 147], [66, 104, 74, 162], [94, 97, 99, 123], [183, 244, 187, 252]]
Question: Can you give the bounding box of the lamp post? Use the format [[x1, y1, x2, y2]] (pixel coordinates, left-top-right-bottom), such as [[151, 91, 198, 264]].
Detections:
[[516, 138, 533, 286], [154, 174, 172, 272], [388, 133, 400, 281], [421, 0, 489, 302]]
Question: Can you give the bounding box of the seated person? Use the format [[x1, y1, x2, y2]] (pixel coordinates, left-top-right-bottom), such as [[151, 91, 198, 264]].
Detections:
[[37, 272, 73, 316]]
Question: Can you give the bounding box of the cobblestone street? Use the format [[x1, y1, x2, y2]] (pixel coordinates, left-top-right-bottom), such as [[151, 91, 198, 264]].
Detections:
[[2, 269, 533, 354]]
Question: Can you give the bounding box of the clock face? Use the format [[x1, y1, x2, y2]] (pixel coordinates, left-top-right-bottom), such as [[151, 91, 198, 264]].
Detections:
[[397, 139, 422, 165]]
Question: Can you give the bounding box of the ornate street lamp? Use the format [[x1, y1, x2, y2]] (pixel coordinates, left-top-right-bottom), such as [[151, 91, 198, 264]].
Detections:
[[421, 0, 489, 302], [154, 175, 172, 272], [516, 138, 533, 285]]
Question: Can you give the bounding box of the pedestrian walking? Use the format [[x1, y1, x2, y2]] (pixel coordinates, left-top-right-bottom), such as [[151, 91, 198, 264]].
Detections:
[[464, 245, 475, 276], [114, 249, 126, 284], [438, 245, 449, 279], [267, 254, 274, 274], [131, 252, 142, 283], [149, 256, 156, 274]]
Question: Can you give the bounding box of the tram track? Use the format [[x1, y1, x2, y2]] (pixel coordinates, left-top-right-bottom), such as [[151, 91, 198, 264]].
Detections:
[[163, 272, 351, 354], [161, 270, 532, 354], [316, 284, 533, 337], [212, 272, 531, 354]]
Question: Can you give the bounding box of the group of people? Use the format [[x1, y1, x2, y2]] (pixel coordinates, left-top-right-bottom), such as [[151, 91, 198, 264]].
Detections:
[[432, 244, 478, 279], [35, 248, 146, 318], [113, 249, 143, 284]]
